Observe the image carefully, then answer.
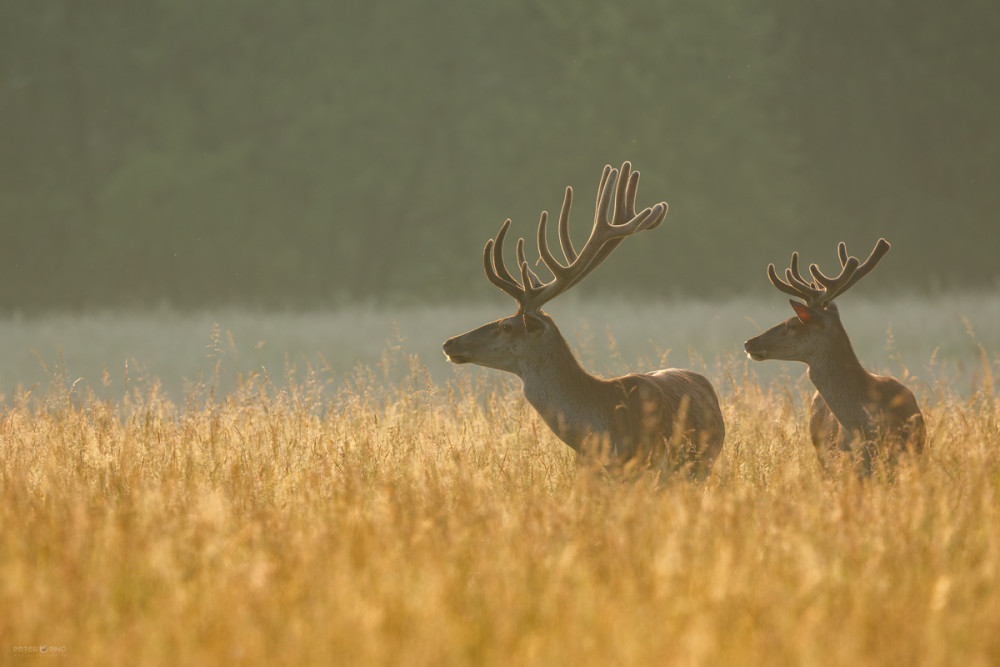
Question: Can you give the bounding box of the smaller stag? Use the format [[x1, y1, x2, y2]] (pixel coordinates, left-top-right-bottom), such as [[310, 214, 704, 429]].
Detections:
[[744, 239, 925, 476], [443, 162, 725, 479]]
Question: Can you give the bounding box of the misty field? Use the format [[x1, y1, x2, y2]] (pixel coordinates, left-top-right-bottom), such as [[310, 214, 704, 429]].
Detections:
[[2, 295, 1000, 665]]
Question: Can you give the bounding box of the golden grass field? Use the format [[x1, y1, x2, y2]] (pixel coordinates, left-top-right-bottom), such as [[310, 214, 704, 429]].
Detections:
[[2, 299, 999, 666]]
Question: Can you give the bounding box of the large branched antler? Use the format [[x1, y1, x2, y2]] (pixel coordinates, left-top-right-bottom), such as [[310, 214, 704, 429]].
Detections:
[[767, 239, 891, 307], [483, 162, 668, 312]]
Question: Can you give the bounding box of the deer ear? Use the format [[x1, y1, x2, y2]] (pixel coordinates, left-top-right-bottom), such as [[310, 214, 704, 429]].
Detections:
[[523, 311, 546, 334], [789, 300, 821, 324]]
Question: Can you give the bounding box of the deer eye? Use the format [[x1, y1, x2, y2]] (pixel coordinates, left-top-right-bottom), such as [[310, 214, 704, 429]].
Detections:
[[499, 321, 513, 334]]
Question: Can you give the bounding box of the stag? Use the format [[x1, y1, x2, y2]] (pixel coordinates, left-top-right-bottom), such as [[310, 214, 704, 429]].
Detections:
[[443, 162, 725, 479], [744, 239, 925, 476]]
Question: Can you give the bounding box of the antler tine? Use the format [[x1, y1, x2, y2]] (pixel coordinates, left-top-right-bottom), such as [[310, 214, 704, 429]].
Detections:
[[556, 163, 665, 293], [579, 163, 665, 258], [516, 237, 544, 289], [484, 163, 666, 313], [766, 251, 824, 305], [856, 238, 891, 278], [537, 204, 574, 280], [613, 161, 632, 230], [808, 255, 860, 306], [613, 162, 664, 232], [560, 163, 626, 287], [767, 263, 809, 300], [595, 165, 614, 217], [483, 239, 523, 301], [786, 252, 816, 293], [537, 165, 646, 284], [482, 220, 526, 305], [594, 165, 619, 231], [837, 242, 849, 267], [545, 162, 666, 304], [490, 220, 520, 286], [557, 187, 577, 264], [819, 238, 891, 304], [622, 167, 661, 231], [786, 252, 825, 304], [766, 239, 892, 309]]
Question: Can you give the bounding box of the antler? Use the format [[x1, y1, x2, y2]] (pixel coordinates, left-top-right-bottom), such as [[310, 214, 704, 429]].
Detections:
[[483, 162, 668, 312], [767, 239, 891, 307]]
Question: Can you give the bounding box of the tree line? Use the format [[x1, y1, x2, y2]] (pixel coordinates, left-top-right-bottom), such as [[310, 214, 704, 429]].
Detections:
[[2, 0, 997, 310]]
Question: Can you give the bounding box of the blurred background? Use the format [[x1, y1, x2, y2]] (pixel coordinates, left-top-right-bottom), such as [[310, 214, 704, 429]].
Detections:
[[3, 0, 998, 312]]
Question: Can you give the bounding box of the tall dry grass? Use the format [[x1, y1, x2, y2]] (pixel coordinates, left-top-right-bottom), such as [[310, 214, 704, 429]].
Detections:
[[2, 340, 999, 666]]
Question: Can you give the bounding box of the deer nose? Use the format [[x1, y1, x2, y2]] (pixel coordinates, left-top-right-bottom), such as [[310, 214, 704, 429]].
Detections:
[[743, 337, 768, 361], [442, 337, 468, 363]]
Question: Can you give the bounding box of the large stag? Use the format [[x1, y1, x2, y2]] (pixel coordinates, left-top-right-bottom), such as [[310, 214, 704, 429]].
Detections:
[[744, 239, 925, 476], [443, 163, 725, 479]]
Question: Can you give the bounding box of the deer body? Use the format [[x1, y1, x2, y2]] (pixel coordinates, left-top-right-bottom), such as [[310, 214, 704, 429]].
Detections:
[[443, 163, 725, 479], [445, 311, 724, 477], [744, 240, 925, 476], [746, 301, 925, 473]]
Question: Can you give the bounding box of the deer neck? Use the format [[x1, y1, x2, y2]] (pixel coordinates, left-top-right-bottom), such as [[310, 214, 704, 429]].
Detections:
[[805, 331, 876, 434], [517, 338, 611, 453]]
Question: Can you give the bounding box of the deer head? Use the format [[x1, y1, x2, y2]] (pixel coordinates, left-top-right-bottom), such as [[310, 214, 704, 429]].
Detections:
[[443, 162, 667, 378], [744, 239, 891, 364]]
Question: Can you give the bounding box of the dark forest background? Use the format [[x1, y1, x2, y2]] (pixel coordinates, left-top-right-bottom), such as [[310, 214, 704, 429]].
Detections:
[[2, 1, 998, 311]]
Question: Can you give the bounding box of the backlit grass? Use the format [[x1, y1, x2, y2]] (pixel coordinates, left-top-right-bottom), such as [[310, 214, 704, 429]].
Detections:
[[2, 335, 999, 665]]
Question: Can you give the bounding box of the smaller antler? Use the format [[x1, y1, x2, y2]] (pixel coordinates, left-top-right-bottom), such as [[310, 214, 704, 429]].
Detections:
[[767, 239, 891, 307], [484, 162, 668, 312]]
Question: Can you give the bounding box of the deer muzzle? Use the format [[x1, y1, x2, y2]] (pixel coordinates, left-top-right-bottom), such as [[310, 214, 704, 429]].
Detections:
[[743, 336, 770, 362], [442, 337, 472, 364]]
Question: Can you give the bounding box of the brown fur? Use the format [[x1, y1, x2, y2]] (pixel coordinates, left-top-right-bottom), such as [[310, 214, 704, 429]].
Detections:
[[611, 371, 725, 479], [808, 376, 926, 474], [445, 311, 725, 480], [746, 302, 926, 477]]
